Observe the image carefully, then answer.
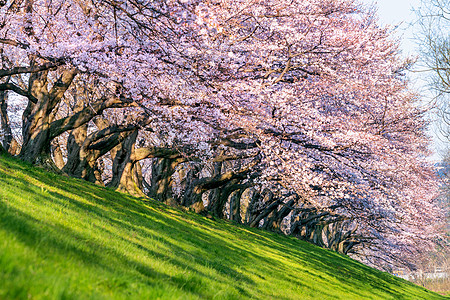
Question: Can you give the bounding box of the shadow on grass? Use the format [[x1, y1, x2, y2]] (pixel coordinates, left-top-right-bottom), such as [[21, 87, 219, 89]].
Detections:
[[0, 154, 444, 299], [0, 169, 257, 297]]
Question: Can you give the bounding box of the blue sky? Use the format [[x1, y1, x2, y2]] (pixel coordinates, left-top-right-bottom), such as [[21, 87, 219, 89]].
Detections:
[[364, 0, 420, 25], [365, 0, 421, 54]]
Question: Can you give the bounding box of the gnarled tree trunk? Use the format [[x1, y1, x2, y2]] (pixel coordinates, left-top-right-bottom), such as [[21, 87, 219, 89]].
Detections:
[[262, 197, 296, 232], [51, 139, 65, 169], [63, 123, 137, 184], [20, 68, 77, 168], [150, 156, 185, 205], [108, 130, 146, 197], [0, 89, 13, 152]]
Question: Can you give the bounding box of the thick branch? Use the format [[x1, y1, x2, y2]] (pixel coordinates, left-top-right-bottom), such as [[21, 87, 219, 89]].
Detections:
[[0, 38, 29, 49], [249, 199, 282, 228], [86, 123, 144, 151], [194, 158, 260, 193], [0, 61, 64, 78], [48, 68, 78, 109], [212, 150, 260, 162], [49, 96, 137, 139], [0, 82, 38, 103], [132, 147, 183, 161], [212, 138, 260, 150]]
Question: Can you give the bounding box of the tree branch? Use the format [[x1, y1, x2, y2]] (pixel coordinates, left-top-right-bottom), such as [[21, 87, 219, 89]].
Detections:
[[0, 60, 65, 78], [0, 82, 38, 103]]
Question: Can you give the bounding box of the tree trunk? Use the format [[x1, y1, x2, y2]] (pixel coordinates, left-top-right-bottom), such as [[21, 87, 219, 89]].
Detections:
[[64, 123, 136, 184], [108, 130, 137, 188], [0, 142, 6, 155], [151, 157, 185, 205], [109, 140, 185, 199], [180, 164, 201, 208], [51, 139, 65, 169], [207, 179, 241, 218], [0, 89, 13, 151], [249, 199, 281, 228], [62, 124, 88, 176], [184, 158, 258, 214], [244, 188, 260, 225], [20, 97, 55, 167], [229, 189, 244, 223], [134, 161, 144, 190], [262, 198, 295, 232], [109, 130, 147, 197], [19, 68, 77, 167], [248, 189, 280, 228], [203, 161, 223, 214]]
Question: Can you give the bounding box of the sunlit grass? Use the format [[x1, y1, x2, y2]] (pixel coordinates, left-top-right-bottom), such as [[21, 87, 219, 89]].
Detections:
[[0, 154, 446, 299]]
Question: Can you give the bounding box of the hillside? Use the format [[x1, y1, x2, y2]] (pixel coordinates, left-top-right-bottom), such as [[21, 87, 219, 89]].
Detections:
[[0, 154, 446, 299]]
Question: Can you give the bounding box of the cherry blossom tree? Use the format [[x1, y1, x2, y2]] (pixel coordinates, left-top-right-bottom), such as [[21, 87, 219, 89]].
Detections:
[[188, 0, 443, 264], [0, 0, 444, 270]]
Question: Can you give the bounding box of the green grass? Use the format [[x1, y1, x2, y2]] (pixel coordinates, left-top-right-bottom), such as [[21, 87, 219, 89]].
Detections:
[[0, 154, 446, 299]]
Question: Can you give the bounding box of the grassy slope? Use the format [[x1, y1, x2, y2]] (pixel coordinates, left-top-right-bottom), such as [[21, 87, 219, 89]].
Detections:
[[0, 154, 446, 300]]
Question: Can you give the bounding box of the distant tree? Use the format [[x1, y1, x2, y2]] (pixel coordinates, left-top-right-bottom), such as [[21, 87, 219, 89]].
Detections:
[[417, 0, 450, 141]]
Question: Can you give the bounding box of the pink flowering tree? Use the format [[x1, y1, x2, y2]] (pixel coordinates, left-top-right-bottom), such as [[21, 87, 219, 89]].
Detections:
[[0, 0, 444, 269], [186, 0, 442, 263]]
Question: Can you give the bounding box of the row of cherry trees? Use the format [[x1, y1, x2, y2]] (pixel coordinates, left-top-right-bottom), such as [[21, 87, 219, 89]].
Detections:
[[0, 0, 445, 270]]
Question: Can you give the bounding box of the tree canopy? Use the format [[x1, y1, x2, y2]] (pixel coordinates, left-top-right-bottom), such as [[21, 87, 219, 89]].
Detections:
[[0, 0, 445, 270]]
